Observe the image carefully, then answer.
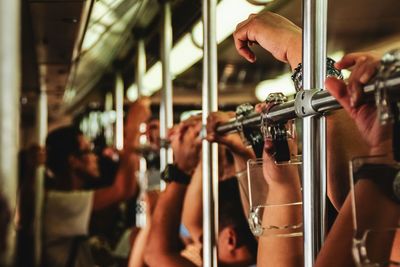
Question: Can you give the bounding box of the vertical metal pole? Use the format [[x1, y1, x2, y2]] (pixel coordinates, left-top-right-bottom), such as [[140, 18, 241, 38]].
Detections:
[[115, 73, 124, 150], [136, 39, 146, 97], [36, 88, 48, 146], [160, 1, 173, 190], [0, 0, 20, 265], [33, 84, 48, 266], [302, 0, 328, 265], [202, 0, 218, 266], [104, 93, 114, 146], [135, 40, 149, 226]]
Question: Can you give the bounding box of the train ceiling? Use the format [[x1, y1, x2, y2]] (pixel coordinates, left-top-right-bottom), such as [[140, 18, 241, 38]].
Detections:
[[21, 0, 400, 124]]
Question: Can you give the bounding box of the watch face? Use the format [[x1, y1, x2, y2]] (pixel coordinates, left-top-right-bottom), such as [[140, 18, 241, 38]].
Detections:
[[393, 171, 400, 201]]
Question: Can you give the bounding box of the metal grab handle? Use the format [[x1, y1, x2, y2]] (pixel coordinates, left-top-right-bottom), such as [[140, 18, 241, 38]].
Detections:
[[216, 70, 400, 135]]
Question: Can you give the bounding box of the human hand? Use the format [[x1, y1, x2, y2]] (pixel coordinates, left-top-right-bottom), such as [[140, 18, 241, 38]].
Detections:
[[255, 102, 300, 186], [233, 10, 302, 70], [325, 51, 392, 155], [126, 97, 152, 127], [27, 144, 46, 169], [146, 119, 160, 150], [125, 97, 152, 149], [170, 117, 202, 175], [206, 111, 250, 156]]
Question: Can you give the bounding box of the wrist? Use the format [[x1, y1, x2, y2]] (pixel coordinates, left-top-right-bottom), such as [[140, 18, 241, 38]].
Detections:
[[161, 164, 192, 185], [369, 139, 392, 157], [176, 162, 195, 176], [287, 33, 302, 71]]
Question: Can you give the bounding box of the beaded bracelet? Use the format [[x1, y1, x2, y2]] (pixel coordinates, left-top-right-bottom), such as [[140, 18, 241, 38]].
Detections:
[[290, 57, 344, 92]]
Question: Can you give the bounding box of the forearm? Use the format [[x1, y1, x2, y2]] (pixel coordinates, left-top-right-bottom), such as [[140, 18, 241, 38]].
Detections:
[[92, 153, 139, 211], [315, 180, 400, 267], [182, 165, 203, 242], [258, 167, 302, 267], [231, 147, 255, 173], [129, 224, 151, 267], [145, 183, 188, 265]]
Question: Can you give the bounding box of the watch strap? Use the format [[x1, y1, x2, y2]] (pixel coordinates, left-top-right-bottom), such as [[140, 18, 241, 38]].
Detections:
[[161, 164, 191, 185], [354, 163, 400, 204]]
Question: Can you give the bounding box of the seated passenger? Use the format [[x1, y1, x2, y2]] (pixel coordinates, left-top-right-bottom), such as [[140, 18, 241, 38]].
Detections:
[[43, 98, 150, 267], [144, 117, 257, 267]]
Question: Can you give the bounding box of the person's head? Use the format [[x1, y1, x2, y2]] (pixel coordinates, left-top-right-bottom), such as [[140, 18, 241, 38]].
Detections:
[[218, 178, 257, 266], [46, 126, 100, 190]]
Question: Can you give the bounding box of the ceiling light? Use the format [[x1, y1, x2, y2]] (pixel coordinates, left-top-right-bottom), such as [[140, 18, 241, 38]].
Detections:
[[126, 83, 138, 101], [255, 73, 295, 101], [135, 0, 265, 97]]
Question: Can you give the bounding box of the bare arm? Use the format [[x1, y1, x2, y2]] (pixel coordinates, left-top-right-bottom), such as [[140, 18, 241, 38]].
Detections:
[[93, 98, 151, 211], [317, 51, 398, 266], [144, 183, 196, 267], [182, 161, 203, 243], [257, 138, 303, 267], [315, 179, 400, 267], [145, 118, 202, 267], [129, 191, 159, 267]]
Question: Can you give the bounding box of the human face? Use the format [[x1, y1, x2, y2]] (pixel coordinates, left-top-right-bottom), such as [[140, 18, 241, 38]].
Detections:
[[73, 135, 100, 179]]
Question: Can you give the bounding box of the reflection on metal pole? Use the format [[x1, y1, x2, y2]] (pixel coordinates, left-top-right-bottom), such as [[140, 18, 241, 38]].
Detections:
[[202, 0, 218, 266], [160, 1, 173, 190], [104, 93, 114, 146], [115, 72, 124, 150], [135, 37, 149, 226], [0, 0, 20, 265], [302, 0, 327, 265], [34, 85, 48, 266], [136, 39, 146, 97]]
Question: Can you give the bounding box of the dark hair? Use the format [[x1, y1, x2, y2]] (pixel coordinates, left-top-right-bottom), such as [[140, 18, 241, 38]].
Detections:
[[219, 177, 258, 260], [45, 126, 82, 176]]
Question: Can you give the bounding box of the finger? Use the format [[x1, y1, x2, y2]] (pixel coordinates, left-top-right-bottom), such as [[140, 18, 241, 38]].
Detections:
[[206, 115, 215, 133], [263, 139, 275, 157], [325, 77, 353, 115], [359, 60, 378, 84], [347, 58, 371, 107], [255, 102, 267, 113], [335, 53, 366, 70], [233, 22, 256, 63], [226, 111, 236, 117]]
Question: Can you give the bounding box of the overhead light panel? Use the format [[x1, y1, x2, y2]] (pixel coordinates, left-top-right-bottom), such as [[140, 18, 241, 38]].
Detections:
[[129, 0, 265, 98], [255, 73, 295, 101]]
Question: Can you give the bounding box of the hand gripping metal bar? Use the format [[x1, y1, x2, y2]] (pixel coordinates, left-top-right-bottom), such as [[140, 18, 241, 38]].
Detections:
[[216, 68, 400, 135]]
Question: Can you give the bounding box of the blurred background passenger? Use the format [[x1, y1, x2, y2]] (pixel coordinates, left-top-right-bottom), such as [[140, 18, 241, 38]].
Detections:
[[144, 117, 257, 267], [42, 98, 150, 267]]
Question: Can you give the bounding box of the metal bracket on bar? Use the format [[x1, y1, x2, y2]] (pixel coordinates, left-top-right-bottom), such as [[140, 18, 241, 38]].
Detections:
[[294, 89, 321, 118], [235, 103, 264, 158], [215, 67, 400, 135]]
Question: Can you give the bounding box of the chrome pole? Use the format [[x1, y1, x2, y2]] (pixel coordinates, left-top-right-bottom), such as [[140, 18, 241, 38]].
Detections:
[[202, 0, 218, 266], [160, 1, 173, 190], [0, 0, 20, 264], [135, 37, 149, 227], [33, 82, 48, 266], [302, 0, 328, 265], [115, 72, 124, 150], [136, 39, 146, 97]]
